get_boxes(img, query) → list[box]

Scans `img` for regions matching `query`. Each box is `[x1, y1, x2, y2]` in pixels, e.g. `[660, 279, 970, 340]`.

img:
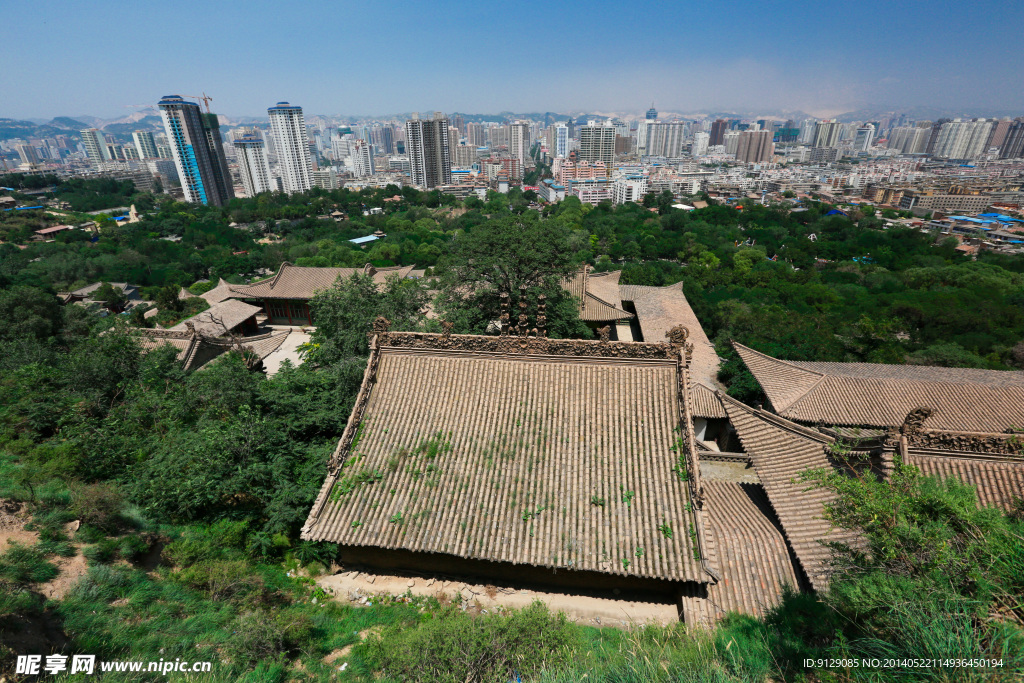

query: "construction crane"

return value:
[181, 93, 214, 113]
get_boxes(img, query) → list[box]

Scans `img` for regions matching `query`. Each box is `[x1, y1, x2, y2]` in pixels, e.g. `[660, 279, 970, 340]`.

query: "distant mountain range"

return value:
[0, 111, 166, 142]
[833, 106, 1022, 122]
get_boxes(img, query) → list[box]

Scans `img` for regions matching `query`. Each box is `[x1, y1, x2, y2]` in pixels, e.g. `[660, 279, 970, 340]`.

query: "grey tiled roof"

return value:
[303, 337, 707, 583]
[904, 451, 1024, 511]
[681, 482, 799, 625]
[734, 342, 1024, 432]
[230, 262, 415, 300]
[721, 395, 858, 591]
[169, 299, 261, 337]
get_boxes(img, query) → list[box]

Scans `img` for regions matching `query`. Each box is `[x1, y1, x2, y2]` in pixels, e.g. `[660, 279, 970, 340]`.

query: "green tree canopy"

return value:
[434, 216, 588, 338]
[305, 272, 428, 366]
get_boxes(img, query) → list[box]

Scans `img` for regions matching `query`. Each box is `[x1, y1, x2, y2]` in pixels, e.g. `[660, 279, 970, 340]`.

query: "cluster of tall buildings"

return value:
[6, 96, 1024, 214]
[156, 97, 320, 204]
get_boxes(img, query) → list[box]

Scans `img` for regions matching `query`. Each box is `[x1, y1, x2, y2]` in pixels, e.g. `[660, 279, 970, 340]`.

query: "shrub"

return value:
[226, 608, 314, 666]
[117, 535, 150, 561]
[74, 524, 107, 544]
[36, 526, 76, 557]
[362, 601, 581, 682]
[292, 540, 336, 567]
[68, 564, 137, 602]
[163, 520, 249, 567]
[0, 578, 40, 617]
[69, 483, 124, 532]
[174, 559, 263, 601]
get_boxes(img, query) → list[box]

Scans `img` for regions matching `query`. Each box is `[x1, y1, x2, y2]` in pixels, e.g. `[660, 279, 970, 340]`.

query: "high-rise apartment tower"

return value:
[157, 95, 234, 206]
[80, 128, 109, 167]
[235, 133, 274, 197]
[268, 102, 314, 194]
[405, 112, 452, 189]
[578, 122, 616, 175]
[133, 131, 159, 159]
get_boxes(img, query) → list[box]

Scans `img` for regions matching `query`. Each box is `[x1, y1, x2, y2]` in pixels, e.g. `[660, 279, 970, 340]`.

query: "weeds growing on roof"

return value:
[330, 467, 384, 501]
[620, 486, 635, 508]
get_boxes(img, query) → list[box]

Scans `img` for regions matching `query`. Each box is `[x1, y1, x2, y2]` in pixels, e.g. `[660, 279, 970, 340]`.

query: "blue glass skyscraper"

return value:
[158, 95, 233, 206]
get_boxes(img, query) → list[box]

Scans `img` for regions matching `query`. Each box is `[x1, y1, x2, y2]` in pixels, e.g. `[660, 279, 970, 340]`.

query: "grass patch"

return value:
[0, 542, 58, 584]
[361, 601, 581, 683]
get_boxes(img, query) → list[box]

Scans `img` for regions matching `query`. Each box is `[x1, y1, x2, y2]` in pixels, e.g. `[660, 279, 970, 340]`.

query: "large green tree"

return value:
[434, 215, 589, 338]
[305, 272, 428, 366]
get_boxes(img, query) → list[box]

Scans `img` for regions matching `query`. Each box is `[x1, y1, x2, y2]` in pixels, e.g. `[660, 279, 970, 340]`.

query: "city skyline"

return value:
[4, 0, 1023, 120]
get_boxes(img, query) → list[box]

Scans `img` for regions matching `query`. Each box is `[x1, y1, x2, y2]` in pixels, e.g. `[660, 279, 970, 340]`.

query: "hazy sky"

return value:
[5, 0, 1023, 120]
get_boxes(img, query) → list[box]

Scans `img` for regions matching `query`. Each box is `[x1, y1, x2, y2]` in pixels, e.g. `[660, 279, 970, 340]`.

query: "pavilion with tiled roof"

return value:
[170, 299, 262, 337]
[303, 320, 716, 593]
[131, 327, 291, 372]
[881, 406, 1024, 512]
[733, 342, 1024, 432]
[680, 481, 800, 624]
[619, 283, 724, 419]
[198, 278, 239, 305]
[710, 345, 1024, 597]
[228, 262, 416, 325]
[561, 268, 634, 333]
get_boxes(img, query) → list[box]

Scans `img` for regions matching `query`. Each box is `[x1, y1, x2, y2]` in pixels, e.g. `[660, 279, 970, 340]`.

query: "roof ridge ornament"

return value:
[372, 315, 391, 341]
[900, 406, 934, 436]
[536, 293, 547, 338]
[666, 325, 694, 366]
[499, 291, 511, 336]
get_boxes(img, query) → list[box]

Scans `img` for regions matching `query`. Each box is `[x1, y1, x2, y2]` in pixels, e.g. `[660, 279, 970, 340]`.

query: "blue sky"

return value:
[4, 0, 1022, 119]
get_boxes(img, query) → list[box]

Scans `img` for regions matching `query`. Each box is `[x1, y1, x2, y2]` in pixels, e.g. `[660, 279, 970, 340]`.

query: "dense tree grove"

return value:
[1, 175, 1022, 679]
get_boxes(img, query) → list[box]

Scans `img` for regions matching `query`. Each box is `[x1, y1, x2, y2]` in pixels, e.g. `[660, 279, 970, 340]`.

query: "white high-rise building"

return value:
[613, 176, 648, 204]
[235, 133, 274, 197]
[887, 127, 929, 154]
[812, 120, 842, 148]
[932, 119, 995, 160]
[80, 128, 110, 166]
[642, 122, 687, 157]
[798, 119, 817, 144]
[555, 124, 569, 158]
[853, 124, 876, 151]
[331, 134, 352, 164]
[133, 131, 159, 159]
[453, 144, 478, 168]
[691, 131, 710, 157]
[268, 102, 313, 193]
[578, 122, 615, 174]
[312, 167, 340, 190]
[509, 121, 530, 165]
[636, 120, 651, 154]
[16, 144, 40, 168]
[723, 130, 741, 155]
[465, 122, 485, 147]
[350, 139, 375, 177]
